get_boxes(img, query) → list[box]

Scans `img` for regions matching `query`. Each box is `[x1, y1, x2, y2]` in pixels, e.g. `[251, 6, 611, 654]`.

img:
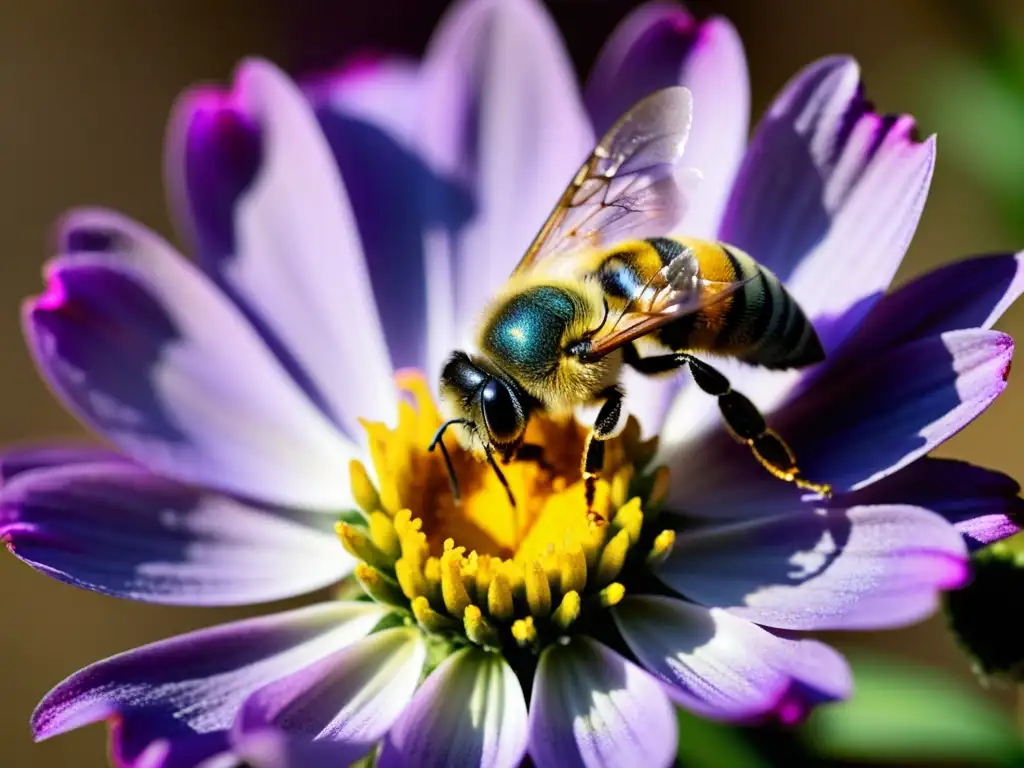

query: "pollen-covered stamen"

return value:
[338, 371, 674, 651]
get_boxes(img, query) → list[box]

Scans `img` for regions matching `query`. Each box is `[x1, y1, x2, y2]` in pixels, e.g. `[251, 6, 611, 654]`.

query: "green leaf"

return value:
[802, 652, 1021, 764]
[675, 709, 771, 768]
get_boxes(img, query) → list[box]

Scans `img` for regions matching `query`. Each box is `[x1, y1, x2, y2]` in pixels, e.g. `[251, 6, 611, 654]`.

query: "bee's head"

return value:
[438, 351, 530, 458]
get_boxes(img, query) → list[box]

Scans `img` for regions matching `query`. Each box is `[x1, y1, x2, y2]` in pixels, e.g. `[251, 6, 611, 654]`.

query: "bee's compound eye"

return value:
[481, 379, 523, 443]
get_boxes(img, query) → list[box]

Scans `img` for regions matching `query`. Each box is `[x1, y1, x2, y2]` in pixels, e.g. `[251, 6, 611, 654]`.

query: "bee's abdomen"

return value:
[659, 240, 825, 370]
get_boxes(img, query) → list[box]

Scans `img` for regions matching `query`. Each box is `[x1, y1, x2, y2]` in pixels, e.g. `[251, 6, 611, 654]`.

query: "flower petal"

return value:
[830, 251, 1024, 366]
[379, 647, 528, 768]
[25, 208, 356, 510]
[848, 457, 1024, 551]
[719, 56, 934, 353]
[202, 729, 345, 768]
[664, 328, 1014, 516]
[0, 443, 125, 486]
[166, 59, 396, 436]
[112, 722, 230, 768]
[1, 462, 350, 606]
[660, 56, 934, 457]
[657, 504, 967, 631]
[419, 0, 594, 372]
[32, 602, 385, 744]
[235, 627, 423, 764]
[585, 2, 748, 240]
[614, 595, 851, 721]
[529, 637, 677, 768]
[309, 60, 471, 373]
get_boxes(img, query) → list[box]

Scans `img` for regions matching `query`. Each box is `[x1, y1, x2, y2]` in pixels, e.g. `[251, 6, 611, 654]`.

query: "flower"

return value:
[3, 0, 1023, 766]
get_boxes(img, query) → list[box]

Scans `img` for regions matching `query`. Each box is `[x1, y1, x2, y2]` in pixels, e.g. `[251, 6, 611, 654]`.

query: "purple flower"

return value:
[3, 1, 1023, 766]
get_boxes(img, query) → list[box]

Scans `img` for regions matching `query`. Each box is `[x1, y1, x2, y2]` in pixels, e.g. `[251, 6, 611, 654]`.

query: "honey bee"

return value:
[432, 86, 830, 518]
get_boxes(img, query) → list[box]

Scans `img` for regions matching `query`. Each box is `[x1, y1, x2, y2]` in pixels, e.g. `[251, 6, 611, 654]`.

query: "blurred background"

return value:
[2, 0, 1024, 765]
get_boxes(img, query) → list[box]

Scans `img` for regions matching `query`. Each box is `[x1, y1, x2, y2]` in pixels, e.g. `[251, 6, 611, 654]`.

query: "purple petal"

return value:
[663, 329, 1014, 516]
[112, 723, 230, 768]
[235, 627, 424, 764]
[828, 251, 1024, 367]
[0, 443, 125, 486]
[585, 2, 748, 240]
[202, 729, 347, 768]
[308, 60, 471, 373]
[166, 59, 396, 437]
[419, 0, 594, 374]
[720, 56, 934, 353]
[657, 504, 968, 631]
[26, 208, 356, 510]
[847, 457, 1024, 551]
[529, 637, 677, 768]
[659, 56, 934, 454]
[32, 602, 385, 745]
[1, 462, 350, 606]
[613, 596, 851, 721]
[380, 647, 528, 768]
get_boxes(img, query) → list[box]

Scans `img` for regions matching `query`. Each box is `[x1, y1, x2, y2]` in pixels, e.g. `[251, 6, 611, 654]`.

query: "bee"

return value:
[431, 86, 830, 519]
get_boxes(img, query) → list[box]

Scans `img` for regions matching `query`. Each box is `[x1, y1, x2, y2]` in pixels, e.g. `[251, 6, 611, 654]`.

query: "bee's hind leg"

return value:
[624, 346, 831, 498]
[582, 387, 627, 524]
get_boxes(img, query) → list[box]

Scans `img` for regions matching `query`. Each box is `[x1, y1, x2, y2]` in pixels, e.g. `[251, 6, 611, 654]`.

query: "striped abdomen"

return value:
[594, 236, 824, 370]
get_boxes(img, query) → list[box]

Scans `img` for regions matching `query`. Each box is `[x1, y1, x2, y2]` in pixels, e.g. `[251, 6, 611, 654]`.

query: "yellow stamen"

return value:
[525, 559, 552, 618]
[552, 590, 581, 629]
[596, 528, 632, 587]
[355, 562, 406, 606]
[464, 605, 500, 648]
[369, 511, 401, 561]
[512, 616, 538, 647]
[647, 529, 677, 567]
[336, 522, 392, 571]
[487, 571, 515, 622]
[648, 466, 671, 509]
[412, 596, 458, 633]
[600, 582, 626, 607]
[344, 371, 663, 652]
[349, 460, 381, 516]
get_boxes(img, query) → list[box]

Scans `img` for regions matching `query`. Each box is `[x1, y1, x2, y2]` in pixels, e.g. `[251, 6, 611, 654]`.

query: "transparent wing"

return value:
[513, 86, 696, 276]
[583, 273, 757, 360]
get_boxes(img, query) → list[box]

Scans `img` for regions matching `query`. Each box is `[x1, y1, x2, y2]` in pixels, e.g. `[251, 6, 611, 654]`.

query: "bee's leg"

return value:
[624, 346, 831, 497]
[582, 387, 627, 523]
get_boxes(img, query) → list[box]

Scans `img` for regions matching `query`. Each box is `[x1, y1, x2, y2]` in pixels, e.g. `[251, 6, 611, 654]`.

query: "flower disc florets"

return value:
[337, 372, 673, 661]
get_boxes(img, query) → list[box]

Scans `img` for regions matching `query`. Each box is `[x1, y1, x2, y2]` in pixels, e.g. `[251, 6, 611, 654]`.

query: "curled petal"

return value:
[236, 627, 425, 765]
[32, 602, 385, 745]
[380, 647, 528, 768]
[0, 443, 125, 487]
[166, 58, 396, 436]
[25, 209, 356, 510]
[657, 504, 967, 631]
[614, 595, 851, 721]
[1, 463, 350, 606]
[529, 637, 677, 768]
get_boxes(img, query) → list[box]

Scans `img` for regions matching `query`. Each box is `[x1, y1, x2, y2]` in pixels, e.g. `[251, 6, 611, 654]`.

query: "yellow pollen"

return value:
[647, 529, 677, 567]
[344, 371, 664, 650]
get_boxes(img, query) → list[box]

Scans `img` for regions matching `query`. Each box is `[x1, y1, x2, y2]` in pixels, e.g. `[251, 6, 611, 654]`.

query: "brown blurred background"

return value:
[2, 0, 1024, 765]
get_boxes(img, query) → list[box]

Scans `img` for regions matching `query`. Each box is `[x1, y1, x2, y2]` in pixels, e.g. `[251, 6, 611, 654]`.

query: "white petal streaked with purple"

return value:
[419, 0, 594, 371]
[1, 462, 351, 606]
[379, 647, 528, 768]
[613, 595, 851, 720]
[529, 637, 677, 768]
[25, 209, 357, 511]
[32, 602, 386, 744]
[235, 627, 425, 765]
[657, 505, 967, 630]
[168, 60, 397, 438]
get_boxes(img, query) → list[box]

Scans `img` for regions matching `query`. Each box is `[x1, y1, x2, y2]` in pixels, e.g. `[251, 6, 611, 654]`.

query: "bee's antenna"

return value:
[484, 444, 517, 509]
[429, 418, 469, 505]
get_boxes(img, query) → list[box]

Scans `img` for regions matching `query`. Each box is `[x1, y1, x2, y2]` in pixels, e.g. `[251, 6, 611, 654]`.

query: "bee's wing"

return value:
[583, 274, 756, 360]
[512, 86, 695, 276]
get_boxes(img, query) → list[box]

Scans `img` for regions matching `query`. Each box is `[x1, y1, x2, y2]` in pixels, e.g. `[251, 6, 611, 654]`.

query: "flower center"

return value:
[338, 371, 673, 652]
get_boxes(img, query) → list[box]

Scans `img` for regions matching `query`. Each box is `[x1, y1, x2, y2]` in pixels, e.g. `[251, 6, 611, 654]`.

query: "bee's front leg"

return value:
[582, 387, 627, 524]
